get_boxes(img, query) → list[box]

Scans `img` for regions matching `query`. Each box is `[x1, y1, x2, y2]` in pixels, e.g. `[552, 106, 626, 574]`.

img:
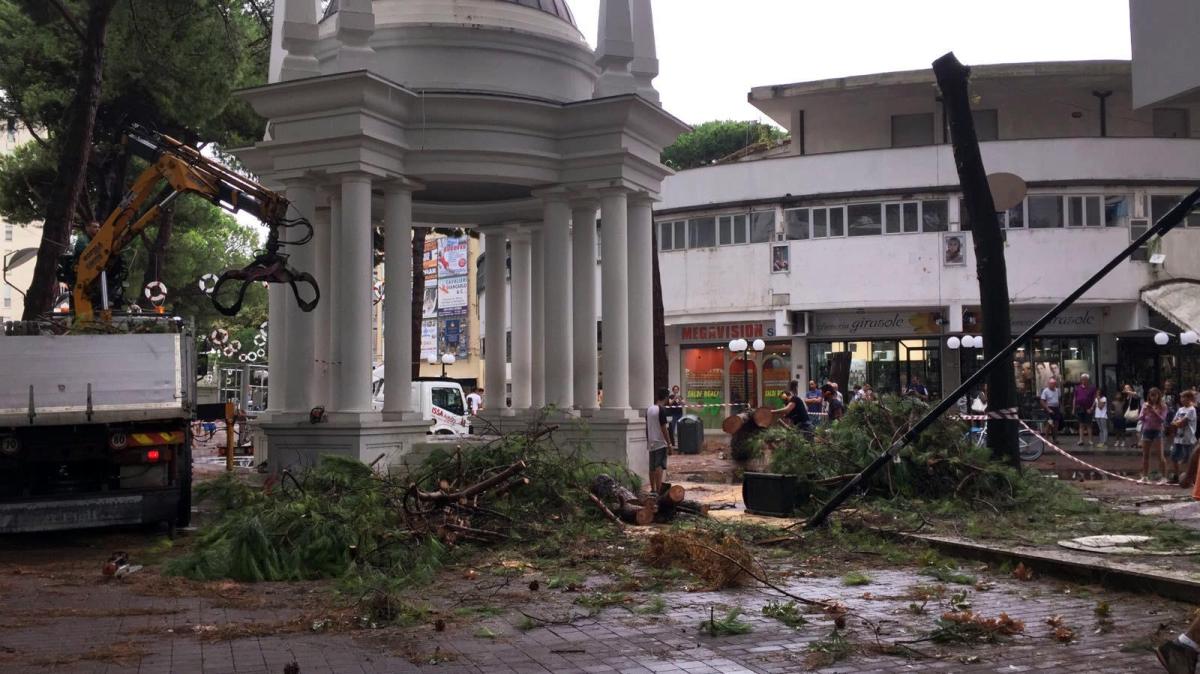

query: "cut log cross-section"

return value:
[591, 474, 655, 526]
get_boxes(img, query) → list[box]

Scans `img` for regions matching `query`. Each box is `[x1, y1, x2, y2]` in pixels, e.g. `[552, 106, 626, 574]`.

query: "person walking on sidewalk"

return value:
[1157, 613, 1200, 672]
[1074, 374, 1097, 446]
[1039, 378, 1063, 443]
[1093, 388, 1110, 448]
[1169, 390, 1197, 485]
[1139, 387, 1170, 484]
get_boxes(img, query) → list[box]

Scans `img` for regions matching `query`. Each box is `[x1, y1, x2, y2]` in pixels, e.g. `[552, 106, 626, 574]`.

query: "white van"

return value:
[371, 376, 471, 436]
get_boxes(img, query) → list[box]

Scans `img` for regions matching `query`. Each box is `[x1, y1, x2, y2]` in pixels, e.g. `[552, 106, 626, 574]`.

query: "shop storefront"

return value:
[678, 321, 788, 429]
[807, 310, 944, 398]
[958, 306, 1101, 417]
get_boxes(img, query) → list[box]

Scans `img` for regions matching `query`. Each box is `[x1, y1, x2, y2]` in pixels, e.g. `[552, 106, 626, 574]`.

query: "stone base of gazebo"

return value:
[253, 413, 432, 474]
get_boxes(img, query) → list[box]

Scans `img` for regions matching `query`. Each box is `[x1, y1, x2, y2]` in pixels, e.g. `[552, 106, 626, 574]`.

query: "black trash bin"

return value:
[677, 415, 704, 455]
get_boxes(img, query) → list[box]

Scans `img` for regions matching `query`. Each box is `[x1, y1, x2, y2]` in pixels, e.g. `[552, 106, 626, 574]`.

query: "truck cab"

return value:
[371, 378, 471, 436]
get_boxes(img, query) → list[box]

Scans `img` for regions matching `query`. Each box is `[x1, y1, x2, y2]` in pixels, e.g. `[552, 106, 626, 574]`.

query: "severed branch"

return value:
[413, 460, 527, 504]
[585, 489, 624, 530]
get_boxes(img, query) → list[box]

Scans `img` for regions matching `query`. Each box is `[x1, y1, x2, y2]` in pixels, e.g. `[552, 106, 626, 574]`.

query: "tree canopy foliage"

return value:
[660, 120, 787, 171]
[0, 0, 272, 334]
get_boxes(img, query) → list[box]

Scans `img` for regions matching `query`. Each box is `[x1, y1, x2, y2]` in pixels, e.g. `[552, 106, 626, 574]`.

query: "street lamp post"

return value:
[427, 352, 457, 378]
[727, 338, 766, 412]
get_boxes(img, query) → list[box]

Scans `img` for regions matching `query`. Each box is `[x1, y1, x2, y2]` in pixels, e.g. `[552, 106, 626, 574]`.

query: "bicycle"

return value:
[964, 421, 1046, 462]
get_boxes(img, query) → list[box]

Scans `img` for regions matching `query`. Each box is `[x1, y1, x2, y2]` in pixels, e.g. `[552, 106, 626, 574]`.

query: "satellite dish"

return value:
[987, 172, 1027, 212]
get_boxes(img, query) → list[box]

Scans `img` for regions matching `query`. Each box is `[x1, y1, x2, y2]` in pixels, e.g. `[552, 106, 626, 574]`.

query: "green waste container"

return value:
[678, 415, 704, 455]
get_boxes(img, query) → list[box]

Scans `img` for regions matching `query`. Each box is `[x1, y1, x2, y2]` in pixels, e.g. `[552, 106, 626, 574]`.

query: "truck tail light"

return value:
[0, 436, 18, 456]
[146, 449, 161, 462]
[108, 432, 128, 450]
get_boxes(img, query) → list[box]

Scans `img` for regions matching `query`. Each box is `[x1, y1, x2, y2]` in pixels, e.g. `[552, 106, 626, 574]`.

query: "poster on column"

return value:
[437, 275, 469, 312]
[422, 279, 438, 319]
[420, 320, 439, 361]
[423, 239, 439, 282]
[438, 237, 469, 277]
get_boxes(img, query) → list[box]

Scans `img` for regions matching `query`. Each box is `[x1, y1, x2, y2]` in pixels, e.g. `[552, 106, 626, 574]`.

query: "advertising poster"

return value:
[438, 237, 469, 277]
[438, 275, 469, 312]
[423, 239, 439, 282]
[440, 317, 469, 359]
[422, 279, 438, 319]
[420, 320, 439, 361]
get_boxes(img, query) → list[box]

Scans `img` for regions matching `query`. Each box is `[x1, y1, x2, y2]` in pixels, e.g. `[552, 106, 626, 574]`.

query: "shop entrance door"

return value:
[900, 342, 940, 398]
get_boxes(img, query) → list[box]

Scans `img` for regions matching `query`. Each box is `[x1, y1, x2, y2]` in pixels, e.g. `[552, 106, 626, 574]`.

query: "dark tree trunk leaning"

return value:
[933, 52, 1020, 468]
[410, 226, 428, 379]
[23, 0, 120, 319]
[652, 224, 668, 392]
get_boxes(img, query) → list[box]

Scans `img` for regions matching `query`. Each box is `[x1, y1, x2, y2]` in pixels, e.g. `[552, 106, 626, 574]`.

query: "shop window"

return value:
[847, 203, 882, 237]
[717, 214, 748, 246]
[1153, 108, 1190, 138]
[683, 347, 725, 430]
[749, 211, 775, 243]
[729, 356, 758, 409]
[892, 113, 934, 148]
[1066, 196, 1102, 227]
[762, 347, 792, 407]
[1027, 195, 1064, 228]
[973, 109, 999, 142]
[688, 217, 716, 248]
[900, 339, 941, 399]
[784, 208, 809, 240]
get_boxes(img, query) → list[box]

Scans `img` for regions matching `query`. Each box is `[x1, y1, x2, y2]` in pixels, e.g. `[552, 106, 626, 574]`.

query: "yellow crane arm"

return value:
[72, 126, 318, 323]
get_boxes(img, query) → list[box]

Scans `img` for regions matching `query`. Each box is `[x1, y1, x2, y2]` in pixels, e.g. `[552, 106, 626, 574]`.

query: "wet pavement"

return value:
[0, 528, 1190, 674]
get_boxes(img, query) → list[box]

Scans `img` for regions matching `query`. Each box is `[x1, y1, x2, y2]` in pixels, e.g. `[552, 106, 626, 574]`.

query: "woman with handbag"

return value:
[1117, 384, 1141, 448]
[1138, 387, 1170, 484]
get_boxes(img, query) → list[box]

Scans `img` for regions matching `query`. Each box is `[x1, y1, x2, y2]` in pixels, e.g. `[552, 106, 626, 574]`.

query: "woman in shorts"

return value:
[1138, 387, 1170, 484]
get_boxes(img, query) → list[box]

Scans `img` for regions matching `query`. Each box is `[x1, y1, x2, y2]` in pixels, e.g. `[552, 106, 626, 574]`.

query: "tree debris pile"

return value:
[643, 528, 755, 589]
[588, 475, 707, 526]
[168, 423, 639, 584]
[757, 395, 1036, 508]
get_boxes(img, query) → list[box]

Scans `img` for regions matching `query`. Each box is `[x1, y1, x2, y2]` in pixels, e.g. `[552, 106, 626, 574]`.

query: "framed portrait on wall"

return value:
[771, 244, 790, 273]
[942, 232, 967, 267]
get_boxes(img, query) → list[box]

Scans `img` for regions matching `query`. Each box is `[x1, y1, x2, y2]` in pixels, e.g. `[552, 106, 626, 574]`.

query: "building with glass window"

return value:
[0, 124, 43, 323]
[656, 60, 1200, 422]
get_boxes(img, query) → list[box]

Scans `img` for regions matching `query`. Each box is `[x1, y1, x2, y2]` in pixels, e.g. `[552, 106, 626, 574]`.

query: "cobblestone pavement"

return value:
[0, 530, 1192, 674]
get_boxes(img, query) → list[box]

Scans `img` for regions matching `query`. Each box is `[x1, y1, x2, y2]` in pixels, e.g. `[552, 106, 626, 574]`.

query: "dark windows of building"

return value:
[784, 208, 809, 240]
[688, 217, 716, 248]
[891, 112, 934, 148]
[1153, 108, 1190, 138]
[972, 109, 999, 142]
[921, 200, 949, 232]
[1066, 196, 1102, 227]
[717, 214, 748, 245]
[847, 203, 882, 237]
[1027, 195, 1064, 229]
[749, 210, 775, 243]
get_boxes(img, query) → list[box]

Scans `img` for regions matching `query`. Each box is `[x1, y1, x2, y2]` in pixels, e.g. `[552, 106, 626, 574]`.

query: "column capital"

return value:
[531, 187, 571, 203]
[379, 176, 425, 194]
[629, 191, 659, 207]
[569, 197, 600, 211]
[333, 170, 377, 185]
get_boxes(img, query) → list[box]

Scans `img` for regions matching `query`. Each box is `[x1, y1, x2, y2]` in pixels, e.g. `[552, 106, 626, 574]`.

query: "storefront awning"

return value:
[1141, 280, 1200, 334]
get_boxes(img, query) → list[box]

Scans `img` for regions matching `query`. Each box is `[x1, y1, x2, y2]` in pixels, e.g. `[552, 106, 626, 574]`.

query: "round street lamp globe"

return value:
[1183, 330, 1199, 345]
[442, 353, 457, 365]
[752, 339, 766, 352]
[947, 336, 961, 350]
[1155, 332, 1170, 346]
[427, 354, 439, 365]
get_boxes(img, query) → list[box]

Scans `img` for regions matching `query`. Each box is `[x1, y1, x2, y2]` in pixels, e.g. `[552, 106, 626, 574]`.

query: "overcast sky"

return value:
[567, 0, 1133, 125]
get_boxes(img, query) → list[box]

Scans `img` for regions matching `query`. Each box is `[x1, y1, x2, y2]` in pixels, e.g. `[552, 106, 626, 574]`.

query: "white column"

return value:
[266, 284, 288, 412]
[530, 227, 545, 409]
[315, 193, 338, 405]
[627, 193, 654, 410]
[509, 232, 533, 411]
[600, 189, 630, 409]
[383, 185, 413, 415]
[283, 180, 318, 412]
[543, 196, 574, 408]
[571, 201, 598, 410]
[483, 231, 508, 410]
[332, 174, 374, 413]
[279, 0, 320, 81]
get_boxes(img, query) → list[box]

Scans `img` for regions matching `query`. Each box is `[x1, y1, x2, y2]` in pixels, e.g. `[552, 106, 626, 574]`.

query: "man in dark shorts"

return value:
[646, 388, 672, 495]
[1040, 378, 1063, 442]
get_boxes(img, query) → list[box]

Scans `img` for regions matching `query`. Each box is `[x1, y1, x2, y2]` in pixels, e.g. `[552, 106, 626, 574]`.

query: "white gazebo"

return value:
[237, 0, 687, 475]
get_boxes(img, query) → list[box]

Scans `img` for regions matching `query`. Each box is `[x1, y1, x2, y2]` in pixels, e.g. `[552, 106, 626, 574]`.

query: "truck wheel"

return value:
[176, 442, 193, 528]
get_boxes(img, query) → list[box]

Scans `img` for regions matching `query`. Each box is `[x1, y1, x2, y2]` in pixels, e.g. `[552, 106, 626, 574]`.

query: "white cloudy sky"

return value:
[567, 0, 1133, 125]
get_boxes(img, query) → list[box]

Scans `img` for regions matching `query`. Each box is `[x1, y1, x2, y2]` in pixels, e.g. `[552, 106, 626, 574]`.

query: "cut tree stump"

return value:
[592, 474, 656, 526]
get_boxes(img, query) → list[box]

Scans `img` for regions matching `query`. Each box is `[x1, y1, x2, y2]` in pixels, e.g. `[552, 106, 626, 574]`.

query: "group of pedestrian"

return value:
[1038, 376, 1199, 486]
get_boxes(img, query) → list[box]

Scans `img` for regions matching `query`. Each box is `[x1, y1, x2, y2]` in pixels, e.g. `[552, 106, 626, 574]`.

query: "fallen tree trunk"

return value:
[676, 499, 709, 516]
[591, 473, 656, 525]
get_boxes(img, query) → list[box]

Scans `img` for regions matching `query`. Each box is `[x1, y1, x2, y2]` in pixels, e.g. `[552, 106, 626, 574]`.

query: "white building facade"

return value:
[0, 125, 43, 323]
[657, 61, 1200, 429]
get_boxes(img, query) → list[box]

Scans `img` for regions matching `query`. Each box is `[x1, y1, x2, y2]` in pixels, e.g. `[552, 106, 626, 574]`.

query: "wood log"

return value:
[723, 408, 774, 436]
[590, 474, 642, 507]
[659, 483, 685, 503]
[752, 406, 774, 428]
[722, 414, 745, 435]
[585, 490, 624, 529]
[414, 460, 528, 504]
[676, 499, 709, 516]
[618, 503, 655, 526]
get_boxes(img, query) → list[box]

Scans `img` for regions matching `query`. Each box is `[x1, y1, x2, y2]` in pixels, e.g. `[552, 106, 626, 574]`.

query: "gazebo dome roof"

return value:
[323, 0, 578, 30]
